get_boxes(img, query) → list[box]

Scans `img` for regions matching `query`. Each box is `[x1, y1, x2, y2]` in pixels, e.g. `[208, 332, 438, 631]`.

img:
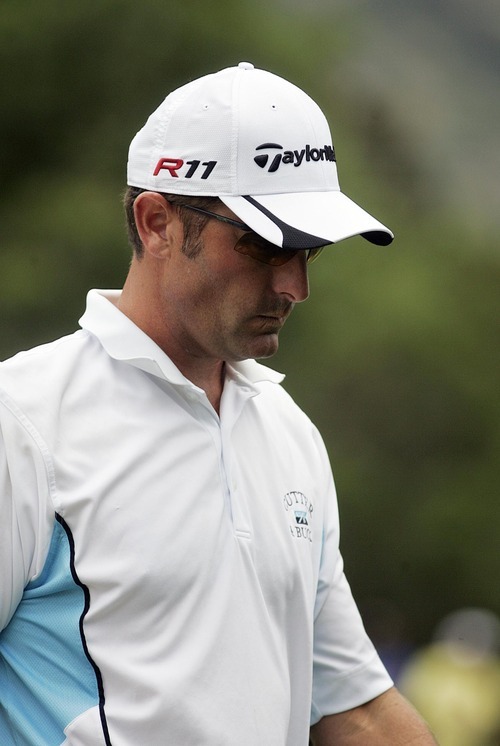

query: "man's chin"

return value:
[251, 332, 280, 360]
[227, 332, 280, 363]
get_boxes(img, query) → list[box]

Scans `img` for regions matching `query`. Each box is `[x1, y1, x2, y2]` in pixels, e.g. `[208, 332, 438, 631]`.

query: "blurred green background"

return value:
[1, 0, 499, 670]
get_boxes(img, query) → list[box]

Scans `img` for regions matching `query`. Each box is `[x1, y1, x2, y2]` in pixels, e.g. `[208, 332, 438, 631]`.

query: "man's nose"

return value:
[272, 252, 310, 303]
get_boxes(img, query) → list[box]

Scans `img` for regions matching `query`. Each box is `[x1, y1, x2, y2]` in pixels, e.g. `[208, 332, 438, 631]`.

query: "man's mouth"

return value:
[255, 310, 291, 330]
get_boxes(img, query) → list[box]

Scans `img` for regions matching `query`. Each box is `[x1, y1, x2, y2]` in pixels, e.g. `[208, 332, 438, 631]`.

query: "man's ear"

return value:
[133, 192, 182, 259]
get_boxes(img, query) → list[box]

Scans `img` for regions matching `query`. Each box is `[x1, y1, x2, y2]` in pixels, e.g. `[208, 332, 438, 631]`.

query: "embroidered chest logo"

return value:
[283, 491, 314, 543]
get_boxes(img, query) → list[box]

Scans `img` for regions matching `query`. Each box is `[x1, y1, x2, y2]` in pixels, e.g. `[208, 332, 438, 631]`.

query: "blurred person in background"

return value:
[0, 63, 437, 745]
[400, 608, 500, 745]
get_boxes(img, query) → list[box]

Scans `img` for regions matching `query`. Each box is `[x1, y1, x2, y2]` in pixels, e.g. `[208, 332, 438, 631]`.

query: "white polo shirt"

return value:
[0, 289, 392, 746]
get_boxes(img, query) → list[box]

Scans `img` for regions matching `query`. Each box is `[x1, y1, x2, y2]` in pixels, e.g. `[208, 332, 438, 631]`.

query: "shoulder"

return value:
[1, 329, 88, 372]
[0, 330, 100, 444]
[0, 330, 93, 400]
[242, 376, 332, 474]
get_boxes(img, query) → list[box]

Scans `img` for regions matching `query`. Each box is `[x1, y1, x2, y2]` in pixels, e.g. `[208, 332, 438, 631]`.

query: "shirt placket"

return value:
[182, 382, 253, 538]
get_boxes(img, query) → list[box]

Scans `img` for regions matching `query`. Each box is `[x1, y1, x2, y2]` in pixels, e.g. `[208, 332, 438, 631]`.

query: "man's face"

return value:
[161, 209, 310, 364]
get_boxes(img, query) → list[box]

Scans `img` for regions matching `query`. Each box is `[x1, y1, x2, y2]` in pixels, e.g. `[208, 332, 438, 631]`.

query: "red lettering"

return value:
[153, 157, 184, 177]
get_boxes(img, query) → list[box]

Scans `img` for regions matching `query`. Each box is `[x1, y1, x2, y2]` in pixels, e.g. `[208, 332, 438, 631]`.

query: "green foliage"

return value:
[1, 1, 498, 645]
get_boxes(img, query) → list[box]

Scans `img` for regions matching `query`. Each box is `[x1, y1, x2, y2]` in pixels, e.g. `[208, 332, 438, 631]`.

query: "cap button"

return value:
[238, 61, 254, 70]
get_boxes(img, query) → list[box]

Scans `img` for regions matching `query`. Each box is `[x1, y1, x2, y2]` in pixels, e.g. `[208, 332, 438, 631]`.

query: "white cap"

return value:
[127, 62, 393, 250]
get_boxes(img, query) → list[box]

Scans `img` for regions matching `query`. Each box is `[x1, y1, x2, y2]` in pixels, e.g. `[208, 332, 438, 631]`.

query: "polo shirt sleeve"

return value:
[0, 389, 54, 632]
[310, 426, 393, 723]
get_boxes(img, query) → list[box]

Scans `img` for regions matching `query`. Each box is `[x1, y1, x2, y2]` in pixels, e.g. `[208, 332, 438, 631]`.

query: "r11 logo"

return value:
[153, 158, 217, 179]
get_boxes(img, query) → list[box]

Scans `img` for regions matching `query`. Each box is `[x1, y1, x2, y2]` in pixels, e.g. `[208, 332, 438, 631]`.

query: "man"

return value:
[0, 63, 436, 744]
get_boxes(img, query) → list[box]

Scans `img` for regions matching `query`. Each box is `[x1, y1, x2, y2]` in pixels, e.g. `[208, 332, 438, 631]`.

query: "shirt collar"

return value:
[79, 289, 285, 389]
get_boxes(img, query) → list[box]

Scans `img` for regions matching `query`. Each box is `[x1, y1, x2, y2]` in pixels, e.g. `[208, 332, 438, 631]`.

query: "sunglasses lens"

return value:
[234, 234, 293, 266]
[234, 233, 326, 266]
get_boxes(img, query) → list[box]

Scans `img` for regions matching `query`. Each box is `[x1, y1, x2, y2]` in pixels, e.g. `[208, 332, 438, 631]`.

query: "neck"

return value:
[191, 362, 225, 414]
[117, 270, 225, 414]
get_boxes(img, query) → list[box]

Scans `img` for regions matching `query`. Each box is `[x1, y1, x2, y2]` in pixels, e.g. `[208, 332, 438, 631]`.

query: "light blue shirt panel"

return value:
[0, 517, 100, 745]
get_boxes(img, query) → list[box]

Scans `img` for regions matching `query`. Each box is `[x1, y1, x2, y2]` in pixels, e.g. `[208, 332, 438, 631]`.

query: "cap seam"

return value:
[230, 67, 242, 195]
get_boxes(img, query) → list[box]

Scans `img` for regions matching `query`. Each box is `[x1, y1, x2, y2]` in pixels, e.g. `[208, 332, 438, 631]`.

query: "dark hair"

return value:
[123, 187, 221, 258]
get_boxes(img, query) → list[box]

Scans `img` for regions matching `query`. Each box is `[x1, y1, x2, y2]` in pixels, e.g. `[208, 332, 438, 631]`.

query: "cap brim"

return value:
[220, 191, 393, 249]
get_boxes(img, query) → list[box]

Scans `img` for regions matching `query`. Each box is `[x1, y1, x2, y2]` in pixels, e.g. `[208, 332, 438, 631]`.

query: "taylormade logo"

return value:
[254, 142, 336, 172]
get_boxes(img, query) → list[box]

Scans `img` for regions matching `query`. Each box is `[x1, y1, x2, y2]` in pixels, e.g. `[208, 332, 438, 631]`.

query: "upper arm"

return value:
[0, 393, 54, 630]
[310, 687, 438, 745]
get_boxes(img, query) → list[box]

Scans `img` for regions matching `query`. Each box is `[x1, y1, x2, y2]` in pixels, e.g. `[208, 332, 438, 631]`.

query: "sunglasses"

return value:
[172, 203, 324, 266]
